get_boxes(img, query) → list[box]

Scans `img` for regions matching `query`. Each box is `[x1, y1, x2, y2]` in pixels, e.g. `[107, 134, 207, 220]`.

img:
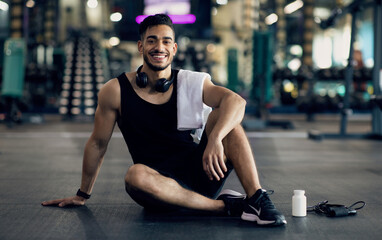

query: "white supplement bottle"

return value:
[292, 190, 307, 217]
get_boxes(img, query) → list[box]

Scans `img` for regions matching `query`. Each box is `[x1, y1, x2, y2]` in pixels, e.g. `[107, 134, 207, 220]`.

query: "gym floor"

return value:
[1, 114, 381, 240]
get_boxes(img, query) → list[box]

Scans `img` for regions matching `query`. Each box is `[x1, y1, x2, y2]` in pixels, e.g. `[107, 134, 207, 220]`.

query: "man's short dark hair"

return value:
[139, 14, 175, 40]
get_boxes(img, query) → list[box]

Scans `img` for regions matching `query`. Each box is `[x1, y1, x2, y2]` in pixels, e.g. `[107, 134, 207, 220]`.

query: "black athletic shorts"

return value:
[152, 131, 233, 199]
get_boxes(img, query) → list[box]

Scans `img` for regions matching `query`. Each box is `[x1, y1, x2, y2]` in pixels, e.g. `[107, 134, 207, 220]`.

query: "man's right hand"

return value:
[41, 196, 86, 207]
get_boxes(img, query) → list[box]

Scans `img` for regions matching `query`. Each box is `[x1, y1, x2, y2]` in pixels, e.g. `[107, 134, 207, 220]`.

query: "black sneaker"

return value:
[241, 189, 287, 226]
[217, 189, 246, 217]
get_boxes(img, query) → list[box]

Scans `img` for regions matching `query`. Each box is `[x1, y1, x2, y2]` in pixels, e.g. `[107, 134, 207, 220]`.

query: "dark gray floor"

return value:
[1, 114, 381, 240]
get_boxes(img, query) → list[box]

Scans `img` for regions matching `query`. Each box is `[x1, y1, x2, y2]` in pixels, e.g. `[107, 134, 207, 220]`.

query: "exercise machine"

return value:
[309, 0, 382, 140]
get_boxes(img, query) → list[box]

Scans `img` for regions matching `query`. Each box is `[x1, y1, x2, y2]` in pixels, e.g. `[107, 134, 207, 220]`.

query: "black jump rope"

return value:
[307, 200, 366, 217]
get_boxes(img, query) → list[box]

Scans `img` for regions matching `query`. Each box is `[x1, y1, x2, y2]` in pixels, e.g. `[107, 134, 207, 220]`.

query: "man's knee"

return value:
[124, 164, 179, 210]
[125, 164, 152, 193]
[227, 124, 245, 138]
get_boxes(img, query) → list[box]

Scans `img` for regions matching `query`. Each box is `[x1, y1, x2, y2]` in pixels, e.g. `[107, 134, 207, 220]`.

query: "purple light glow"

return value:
[135, 14, 196, 24]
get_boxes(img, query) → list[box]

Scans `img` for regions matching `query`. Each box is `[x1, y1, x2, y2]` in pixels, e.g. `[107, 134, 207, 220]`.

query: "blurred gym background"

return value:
[0, 0, 381, 138]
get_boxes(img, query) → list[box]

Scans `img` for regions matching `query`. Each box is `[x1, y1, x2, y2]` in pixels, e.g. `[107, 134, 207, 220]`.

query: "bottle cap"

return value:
[294, 190, 305, 195]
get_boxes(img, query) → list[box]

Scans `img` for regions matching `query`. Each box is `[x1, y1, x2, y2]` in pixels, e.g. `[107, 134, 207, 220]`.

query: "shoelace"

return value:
[253, 190, 275, 209]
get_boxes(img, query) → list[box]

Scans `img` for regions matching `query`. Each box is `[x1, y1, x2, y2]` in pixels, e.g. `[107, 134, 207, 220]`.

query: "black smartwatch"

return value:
[76, 189, 91, 199]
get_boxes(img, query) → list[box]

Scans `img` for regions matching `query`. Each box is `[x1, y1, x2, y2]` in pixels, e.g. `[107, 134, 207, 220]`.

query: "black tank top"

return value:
[116, 72, 197, 171]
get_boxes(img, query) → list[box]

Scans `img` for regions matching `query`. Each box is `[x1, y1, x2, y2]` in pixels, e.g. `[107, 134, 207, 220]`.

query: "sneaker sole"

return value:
[241, 212, 287, 226]
[217, 189, 246, 199]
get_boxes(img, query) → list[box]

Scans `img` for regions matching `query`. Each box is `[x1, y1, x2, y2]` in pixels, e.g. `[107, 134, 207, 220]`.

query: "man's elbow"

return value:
[232, 93, 246, 111]
[238, 95, 247, 109]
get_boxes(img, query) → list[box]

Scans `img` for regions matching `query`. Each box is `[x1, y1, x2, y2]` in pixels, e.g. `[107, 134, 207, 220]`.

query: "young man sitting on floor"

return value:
[42, 14, 286, 226]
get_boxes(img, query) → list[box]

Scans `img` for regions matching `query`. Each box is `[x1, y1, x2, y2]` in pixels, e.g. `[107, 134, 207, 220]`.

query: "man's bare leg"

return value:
[125, 108, 259, 211]
[205, 109, 287, 226]
[205, 109, 262, 198]
[125, 164, 225, 212]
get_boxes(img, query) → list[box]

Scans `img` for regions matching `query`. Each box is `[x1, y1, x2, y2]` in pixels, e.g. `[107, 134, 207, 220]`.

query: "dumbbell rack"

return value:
[59, 37, 105, 120]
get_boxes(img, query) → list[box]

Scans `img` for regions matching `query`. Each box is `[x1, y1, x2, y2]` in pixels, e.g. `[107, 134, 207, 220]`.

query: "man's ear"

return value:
[137, 40, 143, 54]
[173, 42, 178, 56]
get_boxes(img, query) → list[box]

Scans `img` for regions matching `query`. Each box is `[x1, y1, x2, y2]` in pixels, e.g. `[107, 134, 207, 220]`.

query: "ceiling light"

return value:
[216, 0, 228, 5]
[87, 0, 98, 9]
[26, 0, 35, 8]
[110, 12, 122, 22]
[212, 7, 218, 16]
[265, 13, 278, 25]
[136, 14, 196, 24]
[109, 37, 120, 47]
[284, 0, 304, 15]
[0, 1, 9, 11]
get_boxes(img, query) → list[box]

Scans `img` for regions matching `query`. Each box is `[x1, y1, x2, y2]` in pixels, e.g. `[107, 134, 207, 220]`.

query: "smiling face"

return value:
[138, 25, 178, 72]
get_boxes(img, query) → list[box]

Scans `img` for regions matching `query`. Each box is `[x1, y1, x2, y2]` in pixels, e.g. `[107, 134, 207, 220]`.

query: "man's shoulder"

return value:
[102, 77, 120, 91]
[113, 72, 135, 83]
[97, 78, 121, 108]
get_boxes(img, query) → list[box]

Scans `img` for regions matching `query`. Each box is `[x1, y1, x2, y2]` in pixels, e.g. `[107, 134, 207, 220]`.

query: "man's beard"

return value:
[143, 54, 171, 72]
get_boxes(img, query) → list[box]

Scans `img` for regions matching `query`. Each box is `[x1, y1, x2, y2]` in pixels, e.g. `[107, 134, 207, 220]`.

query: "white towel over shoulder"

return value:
[177, 69, 212, 139]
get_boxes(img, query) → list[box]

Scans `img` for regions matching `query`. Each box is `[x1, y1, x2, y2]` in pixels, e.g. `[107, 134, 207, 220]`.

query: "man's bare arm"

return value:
[203, 79, 246, 141]
[201, 78, 246, 181]
[41, 79, 120, 207]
